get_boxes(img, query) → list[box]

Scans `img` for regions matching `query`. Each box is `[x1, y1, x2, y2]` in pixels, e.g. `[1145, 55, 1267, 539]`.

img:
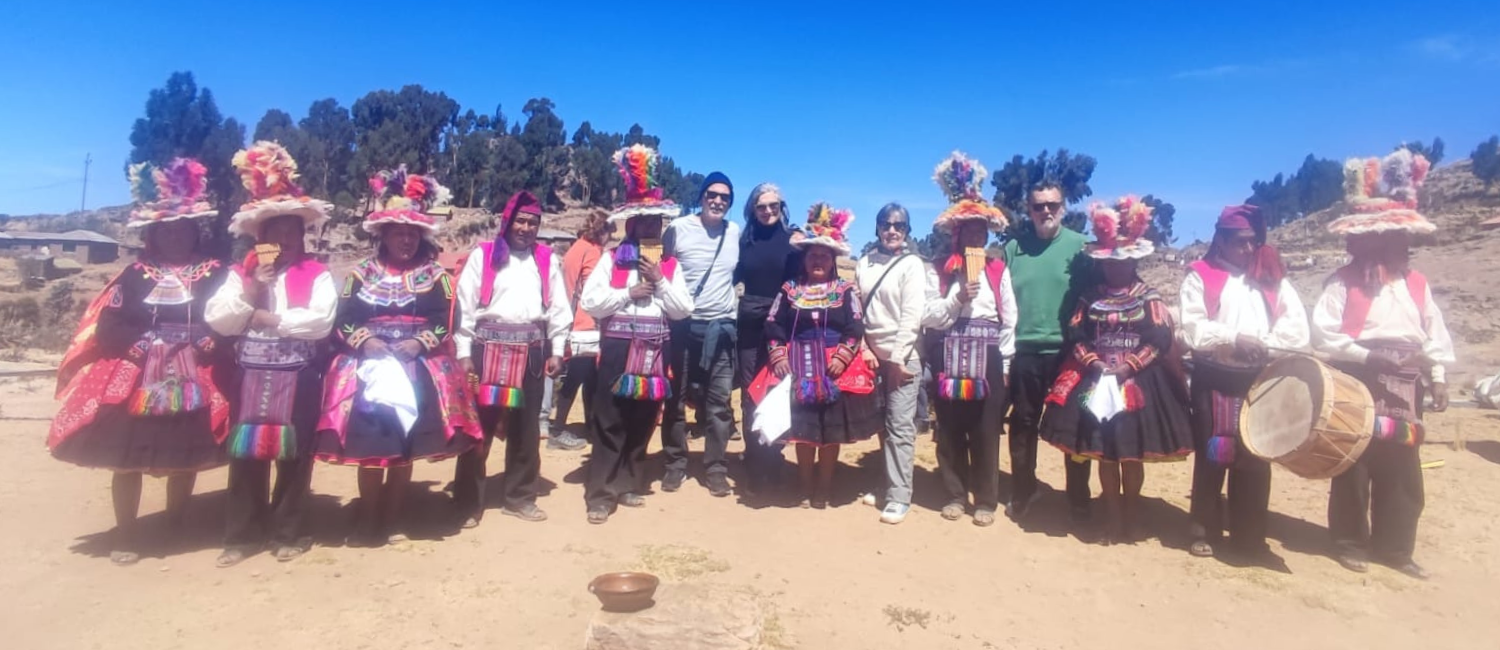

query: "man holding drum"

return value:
[1180, 204, 1309, 561]
[1311, 151, 1454, 580]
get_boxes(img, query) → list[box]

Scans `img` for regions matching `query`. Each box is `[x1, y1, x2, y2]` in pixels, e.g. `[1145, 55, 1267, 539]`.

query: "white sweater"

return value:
[855, 250, 925, 364]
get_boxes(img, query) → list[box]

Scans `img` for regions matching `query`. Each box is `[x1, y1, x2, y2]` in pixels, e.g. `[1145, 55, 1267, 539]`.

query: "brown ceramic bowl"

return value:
[588, 572, 660, 612]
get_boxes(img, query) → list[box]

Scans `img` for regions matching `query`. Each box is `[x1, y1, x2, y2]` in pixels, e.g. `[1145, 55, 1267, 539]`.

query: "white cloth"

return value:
[921, 264, 1018, 372]
[204, 267, 338, 340]
[567, 331, 600, 357]
[454, 246, 573, 359]
[1311, 274, 1456, 384]
[856, 250, 925, 365]
[752, 378, 792, 445]
[1178, 269, 1309, 364]
[579, 253, 696, 322]
[1087, 374, 1126, 422]
[665, 214, 740, 320]
[357, 357, 419, 435]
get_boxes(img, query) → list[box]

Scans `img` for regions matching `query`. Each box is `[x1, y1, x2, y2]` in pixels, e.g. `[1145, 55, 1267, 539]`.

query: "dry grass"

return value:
[633, 543, 731, 580]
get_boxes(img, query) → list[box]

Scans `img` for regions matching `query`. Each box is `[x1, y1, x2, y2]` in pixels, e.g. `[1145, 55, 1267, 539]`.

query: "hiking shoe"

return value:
[707, 473, 732, 498]
[880, 503, 910, 525]
[661, 469, 686, 493]
[547, 430, 587, 451]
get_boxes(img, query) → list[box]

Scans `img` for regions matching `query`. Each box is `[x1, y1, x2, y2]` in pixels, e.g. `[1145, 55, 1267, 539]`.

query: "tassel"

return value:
[937, 376, 988, 401]
[1207, 436, 1237, 467]
[228, 423, 297, 461]
[1373, 416, 1424, 447]
[794, 377, 840, 405]
[476, 385, 525, 408]
[1123, 381, 1145, 411]
[612, 375, 671, 401]
[128, 379, 207, 416]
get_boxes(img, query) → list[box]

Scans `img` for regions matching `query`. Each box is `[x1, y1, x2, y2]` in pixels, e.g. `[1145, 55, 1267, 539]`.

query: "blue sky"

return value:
[3, 1, 1497, 248]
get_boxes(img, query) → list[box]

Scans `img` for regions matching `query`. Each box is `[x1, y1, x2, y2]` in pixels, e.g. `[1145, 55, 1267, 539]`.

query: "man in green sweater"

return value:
[1003, 181, 1094, 523]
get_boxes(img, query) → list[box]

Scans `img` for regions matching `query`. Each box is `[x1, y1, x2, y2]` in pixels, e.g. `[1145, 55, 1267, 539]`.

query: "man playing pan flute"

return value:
[1311, 151, 1455, 580]
[1179, 204, 1309, 561]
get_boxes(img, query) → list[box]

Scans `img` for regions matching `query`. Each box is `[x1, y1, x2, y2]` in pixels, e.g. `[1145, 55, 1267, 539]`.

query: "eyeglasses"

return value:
[754, 202, 781, 214]
[704, 190, 731, 203]
[1029, 201, 1064, 213]
[879, 221, 909, 232]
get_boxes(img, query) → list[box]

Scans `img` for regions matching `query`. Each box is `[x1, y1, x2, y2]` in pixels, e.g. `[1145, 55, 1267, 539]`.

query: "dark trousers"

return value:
[1008, 350, 1092, 509]
[933, 348, 1010, 511]
[224, 366, 320, 548]
[1329, 441, 1425, 562]
[553, 353, 598, 434]
[1188, 365, 1271, 550]
[586, 340, 660, 509]
[737, 343, 780, 486]
[660, 319, 735, 476]
[454, 343, 546, 517]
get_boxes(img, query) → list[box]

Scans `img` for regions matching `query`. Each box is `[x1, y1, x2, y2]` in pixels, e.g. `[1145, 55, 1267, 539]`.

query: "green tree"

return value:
[1398, 138, 1445, 165]
[299, 99, 358, 206]
[1245, 154, 1342, 228]
[1472, 136, 1500, 189]
[991, 149, 1098, 240]
[127, 71, 243, 219]
[351, 85, 459, 184]
[1141, 195, 1176, 246]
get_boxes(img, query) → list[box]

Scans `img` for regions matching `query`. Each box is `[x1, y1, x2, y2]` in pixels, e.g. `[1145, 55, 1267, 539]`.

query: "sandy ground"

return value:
[2, 375, 1498, 650]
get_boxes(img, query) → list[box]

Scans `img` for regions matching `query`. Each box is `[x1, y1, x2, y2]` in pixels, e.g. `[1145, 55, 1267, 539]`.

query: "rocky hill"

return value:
[1139, 159, 1500, 389]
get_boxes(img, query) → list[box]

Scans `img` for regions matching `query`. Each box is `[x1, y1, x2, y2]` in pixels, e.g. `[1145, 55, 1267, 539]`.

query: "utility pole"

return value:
[80, 153, 91, 212]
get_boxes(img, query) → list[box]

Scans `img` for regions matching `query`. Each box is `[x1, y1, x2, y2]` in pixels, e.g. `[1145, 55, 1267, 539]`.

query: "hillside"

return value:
[1140, 159, 1500, 389]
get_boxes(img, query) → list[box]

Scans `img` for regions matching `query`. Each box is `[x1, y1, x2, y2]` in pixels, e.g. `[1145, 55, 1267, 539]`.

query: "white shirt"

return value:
[665, 214, 740, 321]
[923, 265, 1018, 363]
[580, 253, 695, 322]
[204, 267, 338, 340]
[454, 246, 573, 359]
[1178, 268, 1310, 364]
[855, 250, 925, 364]
[1311, 274, 1456, 384]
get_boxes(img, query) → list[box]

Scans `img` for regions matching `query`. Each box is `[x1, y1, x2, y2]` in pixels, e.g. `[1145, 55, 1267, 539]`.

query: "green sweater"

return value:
[1004, 228, 1089, 353]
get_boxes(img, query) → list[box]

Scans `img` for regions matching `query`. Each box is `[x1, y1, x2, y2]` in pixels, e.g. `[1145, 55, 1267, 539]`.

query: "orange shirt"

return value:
[563, 238, 603, 332]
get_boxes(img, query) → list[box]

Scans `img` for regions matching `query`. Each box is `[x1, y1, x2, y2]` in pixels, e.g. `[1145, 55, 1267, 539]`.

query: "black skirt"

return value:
[50, 407, 226, 474]
[1039, 364, 1194, 463]
[314, 362, 476, 467]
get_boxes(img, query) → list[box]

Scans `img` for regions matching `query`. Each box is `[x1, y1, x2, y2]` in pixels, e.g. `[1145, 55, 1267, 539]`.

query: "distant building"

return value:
[0, 230, 119, 264]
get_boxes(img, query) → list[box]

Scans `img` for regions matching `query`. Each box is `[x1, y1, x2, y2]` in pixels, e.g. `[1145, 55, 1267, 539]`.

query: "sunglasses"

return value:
[754, 202, 782, 213]
[1029, 201, 1064, 213]
[879, 221, 910, 232]
[704, 190, 731, 202]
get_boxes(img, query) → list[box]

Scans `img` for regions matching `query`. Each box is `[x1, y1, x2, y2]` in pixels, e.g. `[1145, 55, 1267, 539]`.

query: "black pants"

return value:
[1008, 350, 1092, 509]
[586, 339, 660, 509]
[454, 342, 546, 517]
[933, 348, 1010, 511]
[553, 353, 598, 434]
[224, 366, 320, 548]
[1329, 440, 1425, 562]
[660, 319, 735, 476]
[1188, 364, 1271, 550]
[737, 342, 780, 487]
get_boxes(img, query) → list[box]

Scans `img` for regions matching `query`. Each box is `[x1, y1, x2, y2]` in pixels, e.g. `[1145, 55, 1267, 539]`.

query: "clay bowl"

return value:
[588, 572, 660, 612]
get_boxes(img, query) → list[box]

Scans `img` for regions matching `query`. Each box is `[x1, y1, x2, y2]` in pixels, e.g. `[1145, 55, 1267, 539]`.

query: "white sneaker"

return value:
[860, 493, 879, 507]
[880, 503, 910, 524]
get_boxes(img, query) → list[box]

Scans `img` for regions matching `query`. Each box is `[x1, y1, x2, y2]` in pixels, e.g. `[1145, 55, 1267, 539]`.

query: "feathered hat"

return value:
[1086, 195, 1155, 260]
[792, 202, 854, 257]
[608, 144, 682, 224]
[1327, 149, 1435, 236]
[932, 151, 1009, 233]
[363, 165, 450, 240]
[126, 158, 216, 227]
[227, 141, 332, 238]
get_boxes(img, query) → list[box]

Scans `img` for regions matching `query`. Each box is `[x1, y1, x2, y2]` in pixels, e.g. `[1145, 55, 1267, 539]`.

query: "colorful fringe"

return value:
[938, 376, 988, 401]
[228, 423, 297, 461]
[127, 379, 207, 416]
[795, 376, 840, 406]
[1122, 380, 1145, 411]
[476, 385, 524, 408]
[1373, 416, 1424, 447]
[611, 374, 670, 401]
[1206, 436, 1237, 467]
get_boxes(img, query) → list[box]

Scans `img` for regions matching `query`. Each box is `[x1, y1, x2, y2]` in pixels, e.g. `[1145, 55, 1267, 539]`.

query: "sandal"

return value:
[1189, 540, 1215, 558]
[500, 503, 548, 522]
[941, 502, 966, 521]
[587, 507, 610, 525]
[972, 509, 996, 527]
[273, 544, 307, 563]
[618, 493, 646, 508]
[216, 547, 250, 569]
[109, 550, 141, 566]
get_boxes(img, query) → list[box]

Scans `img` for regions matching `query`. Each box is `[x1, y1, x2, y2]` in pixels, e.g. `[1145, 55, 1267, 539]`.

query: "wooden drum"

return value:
[1239, 355, 1374, 479]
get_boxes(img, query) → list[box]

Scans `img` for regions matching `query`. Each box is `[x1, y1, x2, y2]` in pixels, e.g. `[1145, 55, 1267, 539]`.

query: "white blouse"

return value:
[454, 246, 573, 359]
[204, 268, 337, 340]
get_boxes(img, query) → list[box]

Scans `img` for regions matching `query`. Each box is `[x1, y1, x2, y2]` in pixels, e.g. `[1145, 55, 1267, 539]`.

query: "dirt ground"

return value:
[1, 376, 1497, 650]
